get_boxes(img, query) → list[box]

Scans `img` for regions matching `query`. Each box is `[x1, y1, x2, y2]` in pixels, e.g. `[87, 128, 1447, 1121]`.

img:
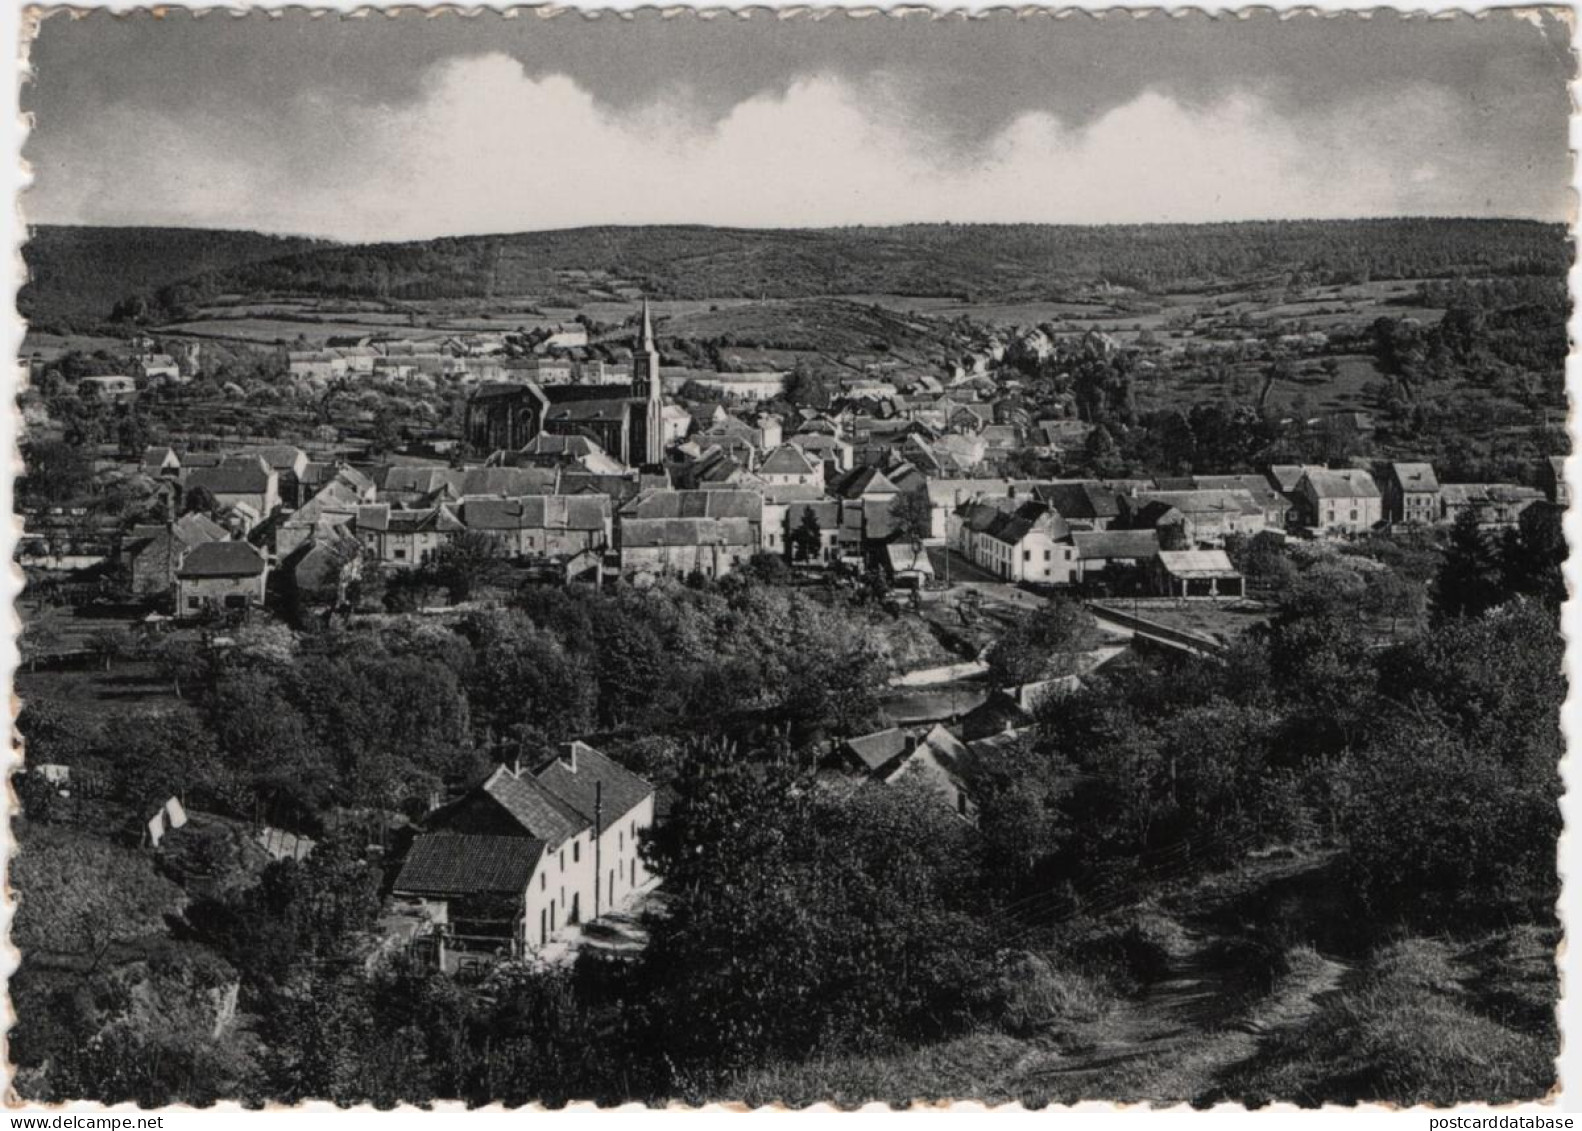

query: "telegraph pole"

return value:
[593, 780, 604, 919]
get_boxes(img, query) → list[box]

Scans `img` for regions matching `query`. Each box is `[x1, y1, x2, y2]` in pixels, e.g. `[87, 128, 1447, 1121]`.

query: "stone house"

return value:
[175, 540, 268, 617]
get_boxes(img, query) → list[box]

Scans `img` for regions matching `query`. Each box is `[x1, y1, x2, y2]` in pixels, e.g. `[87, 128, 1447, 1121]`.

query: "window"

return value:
[573, 840, 580, 863]
[1023, 550, 1031, 562]
[1044, 550, 1051, 561]
[618, 831, 624, 852]
[224, 595, 247, 610]
[187, 597, 201, 610]
[541, 873, 546, 891]
[1350, 509, 1358, 521]
[559, 849, 565, 871]
[394, 548, 407, 560]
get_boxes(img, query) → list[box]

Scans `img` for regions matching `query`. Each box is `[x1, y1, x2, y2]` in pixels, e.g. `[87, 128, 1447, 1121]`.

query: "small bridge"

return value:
[1087, 602, 1227, 659]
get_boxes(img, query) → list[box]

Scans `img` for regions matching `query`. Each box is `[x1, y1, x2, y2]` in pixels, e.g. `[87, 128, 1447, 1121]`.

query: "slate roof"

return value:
[1157, 549, 1241, 579]
[620, 488, 762, 523]
[1302, 469, 1381, 499]
[394, 834, 545, 897]
[1388, 462, 1441, 492]
[186, 462, 273, 496]
[1035, 482, 1122, 523]
[830, 466, 900, 499]
[843, 728, 910, 773]
[545, 398, 633, 424]
[533, 742, 654, 825]
[176, 540, 266, 578]
[1138, 489, 1262, 517]
[1071, 529, 1161, 562]
[759, 446, 819, 476]
[620, 516, 756, 548]
[461, 495, 609, 532]
[459, 467, 562, 497]
[478, 765, 587, 845]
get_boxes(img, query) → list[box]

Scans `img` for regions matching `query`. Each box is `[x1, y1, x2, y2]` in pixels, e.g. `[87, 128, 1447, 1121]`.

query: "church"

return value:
[466, 300, 667, 468]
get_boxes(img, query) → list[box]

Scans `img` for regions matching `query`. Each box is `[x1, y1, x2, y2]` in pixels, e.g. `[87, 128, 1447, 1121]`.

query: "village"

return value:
[14, 284, 1568, 983]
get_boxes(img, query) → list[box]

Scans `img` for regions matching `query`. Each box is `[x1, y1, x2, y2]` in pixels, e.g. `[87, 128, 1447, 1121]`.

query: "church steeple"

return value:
[639, 297, 656, 353]
[631, 297, 664, 467]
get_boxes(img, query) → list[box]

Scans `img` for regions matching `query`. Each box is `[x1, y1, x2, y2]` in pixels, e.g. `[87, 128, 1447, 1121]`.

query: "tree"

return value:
[888, 488, 933, 546]
[789, 506, 823, 563]
[1433, 509, 1506, 620]
[986, 598, 1099, 688]
[1083, 424, 1121, 476]
[427, 531, 506, 603]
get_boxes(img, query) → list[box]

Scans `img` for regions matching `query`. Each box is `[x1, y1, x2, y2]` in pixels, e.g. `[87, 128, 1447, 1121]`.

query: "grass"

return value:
[1216, 932, 1558, 1106]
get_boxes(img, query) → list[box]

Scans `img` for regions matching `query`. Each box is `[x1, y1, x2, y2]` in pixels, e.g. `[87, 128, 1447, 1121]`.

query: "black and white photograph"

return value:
[6, 5, 1574, 1110]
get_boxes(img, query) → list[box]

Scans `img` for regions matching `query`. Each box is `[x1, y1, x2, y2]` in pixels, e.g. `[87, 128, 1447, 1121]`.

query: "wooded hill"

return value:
[22, 218, 1571, 334]
[19, 225, 324, 334]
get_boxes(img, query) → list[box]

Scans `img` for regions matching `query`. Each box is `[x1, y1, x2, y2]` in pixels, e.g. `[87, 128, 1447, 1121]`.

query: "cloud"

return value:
[25, 50, 1565, 240]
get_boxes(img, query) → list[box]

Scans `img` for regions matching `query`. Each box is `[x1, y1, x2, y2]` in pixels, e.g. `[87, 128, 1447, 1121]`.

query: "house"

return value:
[784, 498, 844, 564]
[619, 488, 764, 552]
[788, 432, 854, 476]
[1122, 490, 1265, 546]
[78, 375, 137, 402]
[1190, 475, 1292, 529]
[1438, 483, 1545, 528]
[1070, 529, 1162, 586]
[175, 540, 268, 617]
[1295, 468, 1382, 535]
[1033, 481, 1123, 532]
[355, 504, 463, 567]
[959, 499, 1077, 585]
[1381, 462, 1441, 526]
[830, 725, 977, 820]
[275, 481, 366, 558]
[123, 512, 228, 597]
[458, 495, 612, 563]
[1153, 549, 1244, 599]
[288, 351, 349, 381]
[280, 526, 363, 604]
[618, 517, 756, 579]
[184, 457, 280, 519]
[141, 446, 182, 479]
[516, 433, 627, 475]
[884, 541, 936, 589]
[757, 445, 822, 488]
[393, 742, 655, 964]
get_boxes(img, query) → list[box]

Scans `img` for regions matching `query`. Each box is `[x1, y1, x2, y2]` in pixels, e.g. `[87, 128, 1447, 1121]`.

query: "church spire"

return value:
[639, 297, 655, 352]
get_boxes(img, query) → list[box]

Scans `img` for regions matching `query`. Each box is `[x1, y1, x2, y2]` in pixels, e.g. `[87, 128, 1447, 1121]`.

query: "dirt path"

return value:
[1006, 862, 1353, 1105]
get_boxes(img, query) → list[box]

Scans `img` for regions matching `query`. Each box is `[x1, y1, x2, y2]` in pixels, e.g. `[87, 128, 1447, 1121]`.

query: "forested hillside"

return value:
[19, 226, 325, 333]
[26, 219, 1570, 333]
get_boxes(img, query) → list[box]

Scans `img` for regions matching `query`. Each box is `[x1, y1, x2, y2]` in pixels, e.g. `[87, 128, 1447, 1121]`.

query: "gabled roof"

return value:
[1071, 529, 1161, 562]
[620, 488, 762, 523]
[620, 516, 756, 548]
[186, 462, 274, 496]
[842, 727, 910, 773]
[476, 765, 587, 845]
[533, 742, 654, 825]
[830, 465, 900, 499]
[176, 539, 266, 578]
[1035, 481, 1122, 523]
[1388, 462, 1440, 492]
[459, 467, 561, 497]
[172, 511, 228, 547]
[1137, 489, 1262, 518]
[759, 445, 819, 476]
[1302, 468, 1381, 500]
[461, 494, 609, 532]
[393, 834, 545, 897]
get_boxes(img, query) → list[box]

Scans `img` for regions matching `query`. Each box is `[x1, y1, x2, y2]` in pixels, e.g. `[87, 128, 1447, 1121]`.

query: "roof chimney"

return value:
[559, 741, 580, 772]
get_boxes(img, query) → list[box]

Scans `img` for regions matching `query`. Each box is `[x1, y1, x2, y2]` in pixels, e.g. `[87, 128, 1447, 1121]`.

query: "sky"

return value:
[21, 8, 1576, 241]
